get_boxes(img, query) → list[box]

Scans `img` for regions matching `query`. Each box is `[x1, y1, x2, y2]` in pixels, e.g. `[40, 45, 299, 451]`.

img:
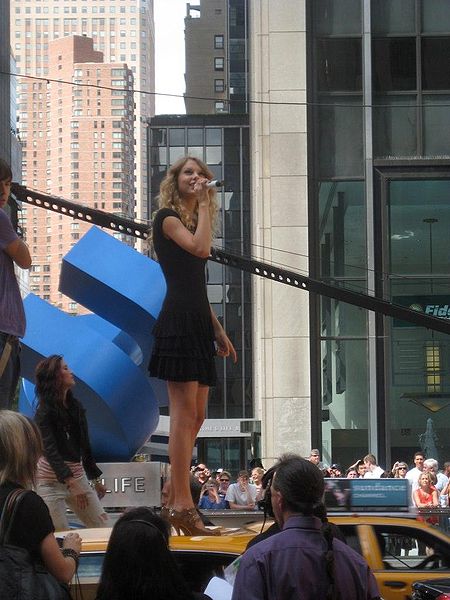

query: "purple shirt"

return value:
[232, 515, 380, 600]
[0, 209, 26, 337]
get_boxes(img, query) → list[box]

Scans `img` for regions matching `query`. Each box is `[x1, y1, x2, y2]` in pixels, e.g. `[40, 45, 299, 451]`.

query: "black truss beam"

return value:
[12, 183, 450, 336]
[12, 183, 149, 240]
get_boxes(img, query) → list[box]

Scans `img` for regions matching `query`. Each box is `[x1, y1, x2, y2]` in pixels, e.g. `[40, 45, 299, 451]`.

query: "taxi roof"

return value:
[66, 511, 449, 555]
[62, 525, 255, 554]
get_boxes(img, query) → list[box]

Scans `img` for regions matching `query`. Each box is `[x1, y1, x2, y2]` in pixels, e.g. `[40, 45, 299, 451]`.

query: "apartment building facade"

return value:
[11, 0, 155, 310]
[20, 35, 134, 312]
[184, 0, 248, 114]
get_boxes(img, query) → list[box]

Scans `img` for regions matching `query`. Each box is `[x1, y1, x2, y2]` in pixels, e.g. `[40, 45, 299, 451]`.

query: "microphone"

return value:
[206, 180, 224, 189]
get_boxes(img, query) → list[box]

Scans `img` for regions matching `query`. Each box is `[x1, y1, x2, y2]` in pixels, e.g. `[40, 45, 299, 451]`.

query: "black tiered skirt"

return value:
[148, 309, 217, 387]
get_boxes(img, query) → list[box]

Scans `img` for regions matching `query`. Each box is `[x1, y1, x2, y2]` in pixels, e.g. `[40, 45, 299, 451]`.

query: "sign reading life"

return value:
[96, 462, 165, 507]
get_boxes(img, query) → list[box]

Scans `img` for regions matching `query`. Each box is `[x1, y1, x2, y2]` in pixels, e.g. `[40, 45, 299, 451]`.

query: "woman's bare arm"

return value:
[39, 532, 81, 584]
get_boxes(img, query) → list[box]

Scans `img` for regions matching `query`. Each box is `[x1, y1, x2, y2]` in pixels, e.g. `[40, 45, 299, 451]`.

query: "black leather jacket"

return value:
[35, 396, 102, 483]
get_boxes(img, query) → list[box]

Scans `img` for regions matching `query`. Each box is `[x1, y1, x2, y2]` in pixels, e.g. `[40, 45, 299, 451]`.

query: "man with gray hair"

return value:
[423, 458, 449, 493]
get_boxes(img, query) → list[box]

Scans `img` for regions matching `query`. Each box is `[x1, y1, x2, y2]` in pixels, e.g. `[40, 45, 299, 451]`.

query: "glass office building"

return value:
[148, 114, 253, 469]
[307, 0, 450, 467]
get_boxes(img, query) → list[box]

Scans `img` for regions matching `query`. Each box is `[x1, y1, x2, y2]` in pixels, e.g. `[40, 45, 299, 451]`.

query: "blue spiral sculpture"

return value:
[19, 226, 168, 461]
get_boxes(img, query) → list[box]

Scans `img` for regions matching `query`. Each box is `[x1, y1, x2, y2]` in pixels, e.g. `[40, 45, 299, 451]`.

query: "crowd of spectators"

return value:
[191, 449, 450, 512]
[307, 449, 450, 509]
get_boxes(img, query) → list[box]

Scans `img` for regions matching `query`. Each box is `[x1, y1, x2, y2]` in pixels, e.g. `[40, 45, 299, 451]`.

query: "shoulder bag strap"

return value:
[0, 489, 29, 545]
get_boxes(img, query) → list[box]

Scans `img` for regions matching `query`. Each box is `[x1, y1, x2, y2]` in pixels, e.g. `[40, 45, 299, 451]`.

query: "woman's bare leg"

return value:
[192, 384, 209, 446]
[167, 380, 201, 511]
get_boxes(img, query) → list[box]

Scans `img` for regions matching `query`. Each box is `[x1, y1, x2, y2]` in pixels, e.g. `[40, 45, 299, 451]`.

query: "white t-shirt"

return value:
[225, 482, 258, 506]
[363, 465, 384, 479]
[405, 467, 422, 487]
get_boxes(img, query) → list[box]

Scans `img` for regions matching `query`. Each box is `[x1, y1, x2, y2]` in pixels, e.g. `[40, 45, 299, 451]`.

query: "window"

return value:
[215, 79, 225, 93]
[422, 37, 450, 90]
[214, 57, 224, 71]
[215, 101, 226, 113]
[372, 38, 416, 91]
[214, 35, 224, 49]
[318, 39, 362, 91]
[374, 525, 450, 571]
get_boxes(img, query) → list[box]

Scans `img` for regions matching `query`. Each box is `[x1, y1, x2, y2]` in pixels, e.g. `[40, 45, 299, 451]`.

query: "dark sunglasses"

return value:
[220, 478, 230, 482]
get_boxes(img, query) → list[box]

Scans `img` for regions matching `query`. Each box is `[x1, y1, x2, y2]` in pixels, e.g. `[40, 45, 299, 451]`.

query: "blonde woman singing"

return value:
[149, 156, 236, 535]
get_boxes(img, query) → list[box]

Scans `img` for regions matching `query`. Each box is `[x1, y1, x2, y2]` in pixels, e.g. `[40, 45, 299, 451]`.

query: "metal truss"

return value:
[12, 183, 450, 336]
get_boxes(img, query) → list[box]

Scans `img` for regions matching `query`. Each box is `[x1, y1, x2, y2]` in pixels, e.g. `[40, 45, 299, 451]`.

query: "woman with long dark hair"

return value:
[96, 507, 211, 600]
[34, 355, 107, 530]
[149, 156, 236, 535]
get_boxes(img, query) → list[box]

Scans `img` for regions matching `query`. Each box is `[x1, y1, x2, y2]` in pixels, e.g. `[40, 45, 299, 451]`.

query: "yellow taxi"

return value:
[330, 513, 450, 600]
[70, 513, 450, 600]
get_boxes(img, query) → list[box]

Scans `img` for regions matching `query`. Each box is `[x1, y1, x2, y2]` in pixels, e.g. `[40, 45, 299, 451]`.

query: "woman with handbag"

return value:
[0, 410, 81, 597]
[34, 355, 108, 531]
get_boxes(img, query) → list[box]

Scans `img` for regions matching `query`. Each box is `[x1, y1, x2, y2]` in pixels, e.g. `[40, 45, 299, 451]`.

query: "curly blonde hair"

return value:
[157, 156, 219, 234]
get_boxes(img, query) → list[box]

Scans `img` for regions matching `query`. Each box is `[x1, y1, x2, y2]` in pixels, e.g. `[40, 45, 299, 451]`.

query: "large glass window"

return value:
[321, 338, 369, 467]
[318, 180, 369, 466]
[317, 100, 364, 178]
[319, 181, 367, 281]
[310, 1, 368, 465]
[422, 37, 450, 90]
[373, 96, 417, 158]
[422, 0, 450, 33]
[187, 129, 203, 145]
[389, 179, 450, 275]
[372, 11, 450, 159]
[371, 0, 416, 35]
[372, 38, 416, 91]
[313, 0, 361, 35]
[317, 39, 362, 92]
[386, 176, 450, 462]
[423, 95, 450, 155]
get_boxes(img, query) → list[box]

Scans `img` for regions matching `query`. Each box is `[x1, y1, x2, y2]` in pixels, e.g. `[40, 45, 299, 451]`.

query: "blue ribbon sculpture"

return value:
[19, 226, 167, 461]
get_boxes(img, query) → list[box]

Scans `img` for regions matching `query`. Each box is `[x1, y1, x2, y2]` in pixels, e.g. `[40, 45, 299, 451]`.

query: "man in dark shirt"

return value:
[232, 454, 380, 600]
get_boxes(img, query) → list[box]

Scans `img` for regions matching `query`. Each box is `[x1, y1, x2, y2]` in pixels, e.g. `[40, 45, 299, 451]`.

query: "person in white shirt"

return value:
[225, 470, 258, 509]
[363, 454, 385, 479]
[405, 451, 425, 486]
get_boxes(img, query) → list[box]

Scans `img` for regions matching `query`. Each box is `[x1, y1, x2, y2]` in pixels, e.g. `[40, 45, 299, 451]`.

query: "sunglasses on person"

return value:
[398, 467, 407, 470]
[220, 478, 230, 482]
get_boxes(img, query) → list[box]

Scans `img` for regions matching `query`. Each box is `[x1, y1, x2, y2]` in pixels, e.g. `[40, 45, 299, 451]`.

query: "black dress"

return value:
[148, 208, 217, 387]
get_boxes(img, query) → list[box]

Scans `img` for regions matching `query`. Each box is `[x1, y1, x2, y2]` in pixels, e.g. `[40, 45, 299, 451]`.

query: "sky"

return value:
[154, 0, 199, 115]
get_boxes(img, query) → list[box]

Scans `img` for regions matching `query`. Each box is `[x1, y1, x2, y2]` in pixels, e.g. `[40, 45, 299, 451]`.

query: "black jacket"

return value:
[35, 396, 102, 483]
